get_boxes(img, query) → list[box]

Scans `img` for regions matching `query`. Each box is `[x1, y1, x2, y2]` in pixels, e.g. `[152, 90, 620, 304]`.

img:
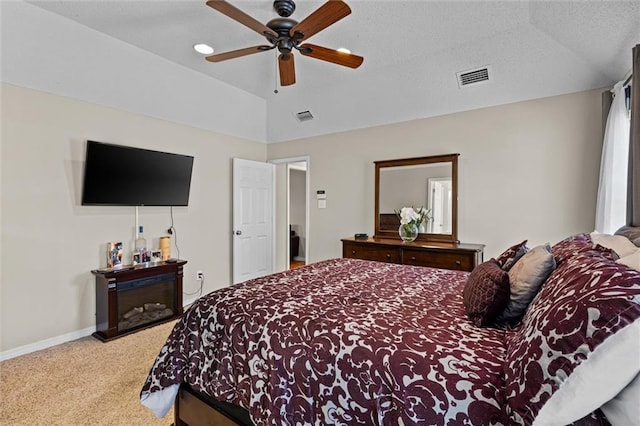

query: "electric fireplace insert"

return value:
[92, 260, 186, 341]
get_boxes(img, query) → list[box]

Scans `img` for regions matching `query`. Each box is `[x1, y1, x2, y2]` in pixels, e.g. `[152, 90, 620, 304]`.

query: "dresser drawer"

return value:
[341, 237, 483, 272]
[343, 242, 401, 263]
[402, 248, 473, 271]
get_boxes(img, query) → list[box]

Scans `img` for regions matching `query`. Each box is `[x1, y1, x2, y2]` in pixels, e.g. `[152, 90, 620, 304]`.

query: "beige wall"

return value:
[0, 83, 266, 354]
[267, 89, 604, 263]
[1, 84, 604, 355]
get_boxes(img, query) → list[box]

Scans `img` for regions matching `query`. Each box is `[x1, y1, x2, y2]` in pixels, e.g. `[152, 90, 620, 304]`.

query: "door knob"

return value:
[234, 230, 242, 235]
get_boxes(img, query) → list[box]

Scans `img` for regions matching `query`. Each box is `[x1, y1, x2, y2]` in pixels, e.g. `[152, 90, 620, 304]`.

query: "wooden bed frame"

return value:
[174, 385, 253, 426]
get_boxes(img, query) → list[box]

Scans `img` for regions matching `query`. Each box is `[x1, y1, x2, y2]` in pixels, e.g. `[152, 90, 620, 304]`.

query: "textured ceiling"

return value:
[24, 0, 640, 142]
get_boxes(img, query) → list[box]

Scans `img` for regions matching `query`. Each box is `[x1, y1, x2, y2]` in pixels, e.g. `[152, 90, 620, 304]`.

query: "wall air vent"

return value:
[295, 110, 314, 122]
[456, 66, 491, 88]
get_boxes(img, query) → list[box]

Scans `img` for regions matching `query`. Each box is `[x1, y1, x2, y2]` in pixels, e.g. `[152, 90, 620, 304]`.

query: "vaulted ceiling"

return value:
[19, 1, 640, 142]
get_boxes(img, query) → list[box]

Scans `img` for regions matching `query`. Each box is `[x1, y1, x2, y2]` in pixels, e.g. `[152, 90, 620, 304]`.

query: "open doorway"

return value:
[269, 156, 310, 272]
[428, 177, 452, 234]
[288, 162, 307, 269]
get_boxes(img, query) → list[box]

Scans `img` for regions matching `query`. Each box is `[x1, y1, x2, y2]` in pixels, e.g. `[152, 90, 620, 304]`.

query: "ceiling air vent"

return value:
[456, 66, 491, 88]
[295, 110, 314, 122]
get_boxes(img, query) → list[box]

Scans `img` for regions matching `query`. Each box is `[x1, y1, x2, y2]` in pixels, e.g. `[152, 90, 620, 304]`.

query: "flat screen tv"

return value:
[81, 140, 194, 206]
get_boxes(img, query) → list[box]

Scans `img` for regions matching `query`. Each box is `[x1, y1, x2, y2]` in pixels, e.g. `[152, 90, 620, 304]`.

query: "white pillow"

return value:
[601, 374, 640, 426]
[616, 250, 640, 271]
[591, 233, 639, 258]
[532, 320, 640, 426]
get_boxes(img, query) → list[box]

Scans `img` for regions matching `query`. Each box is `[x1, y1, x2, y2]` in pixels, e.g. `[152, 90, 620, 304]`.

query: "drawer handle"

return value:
[455, 260, 461, 266]
[352, 250, 356, 255]
[386, 253, 391, 258]
[411, 256, 416, 261]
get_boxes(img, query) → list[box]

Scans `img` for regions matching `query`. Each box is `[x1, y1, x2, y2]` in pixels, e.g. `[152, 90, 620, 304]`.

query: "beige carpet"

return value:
[0, 321, 176, 425]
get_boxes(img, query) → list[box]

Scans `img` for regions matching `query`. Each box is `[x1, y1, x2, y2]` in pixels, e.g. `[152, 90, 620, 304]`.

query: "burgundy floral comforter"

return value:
[141, 258, 510, 425]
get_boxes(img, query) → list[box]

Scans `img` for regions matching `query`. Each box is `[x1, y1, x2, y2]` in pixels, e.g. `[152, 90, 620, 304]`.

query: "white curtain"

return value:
[595, 81, 631, 234]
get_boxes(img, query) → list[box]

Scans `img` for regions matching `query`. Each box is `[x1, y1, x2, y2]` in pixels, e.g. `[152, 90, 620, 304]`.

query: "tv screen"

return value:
[81, 141, 194, 206]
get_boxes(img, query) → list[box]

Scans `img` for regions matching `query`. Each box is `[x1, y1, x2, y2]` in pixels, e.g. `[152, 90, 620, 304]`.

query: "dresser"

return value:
[342, 237, 484, 272]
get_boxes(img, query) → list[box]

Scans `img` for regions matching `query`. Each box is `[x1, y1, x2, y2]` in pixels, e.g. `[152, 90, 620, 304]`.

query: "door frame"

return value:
[269, 156, 310, 269]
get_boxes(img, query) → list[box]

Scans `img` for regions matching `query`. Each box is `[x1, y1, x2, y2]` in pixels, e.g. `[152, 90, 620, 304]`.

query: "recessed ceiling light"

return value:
[337, 47, 351, 54]
[193, 43, 214, 55]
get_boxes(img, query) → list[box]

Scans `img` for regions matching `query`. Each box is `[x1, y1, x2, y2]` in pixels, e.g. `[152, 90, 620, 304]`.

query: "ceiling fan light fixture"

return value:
[193, 43, 214, 55]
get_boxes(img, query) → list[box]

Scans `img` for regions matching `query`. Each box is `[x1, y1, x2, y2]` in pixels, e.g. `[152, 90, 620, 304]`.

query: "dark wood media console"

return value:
[92, 260, 187, 342]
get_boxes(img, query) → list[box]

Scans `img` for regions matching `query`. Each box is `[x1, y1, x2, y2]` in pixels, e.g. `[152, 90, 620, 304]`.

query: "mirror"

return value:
[375, 154, 459, 243]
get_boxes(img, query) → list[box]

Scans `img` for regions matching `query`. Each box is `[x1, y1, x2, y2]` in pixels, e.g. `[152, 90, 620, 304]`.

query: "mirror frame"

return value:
[374, 153, 459, 243]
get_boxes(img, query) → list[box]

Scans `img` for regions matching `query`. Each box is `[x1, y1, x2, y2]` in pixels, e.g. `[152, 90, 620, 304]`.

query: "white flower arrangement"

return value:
[394, 207, 431, 241]
[395, 206, 430, 227]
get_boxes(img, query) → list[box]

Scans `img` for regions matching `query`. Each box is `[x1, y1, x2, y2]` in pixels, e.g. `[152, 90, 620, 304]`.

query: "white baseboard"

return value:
[1, 300, 193, 362]
[0, 325, 96, 362]
[293, 256, 306, 262]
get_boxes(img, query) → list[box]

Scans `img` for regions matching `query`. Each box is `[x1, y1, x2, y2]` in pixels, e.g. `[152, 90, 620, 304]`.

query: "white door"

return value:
[233, 158, 275, 284]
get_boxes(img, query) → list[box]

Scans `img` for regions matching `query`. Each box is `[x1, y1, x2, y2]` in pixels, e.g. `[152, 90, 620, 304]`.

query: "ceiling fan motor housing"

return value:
[273, 0, 296, 17]
[267, 17, 297, 35]
[266, 17, 299, 55]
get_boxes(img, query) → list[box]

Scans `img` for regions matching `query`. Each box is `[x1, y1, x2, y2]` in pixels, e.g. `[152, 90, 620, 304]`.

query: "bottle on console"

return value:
[135, 226, 148, 262]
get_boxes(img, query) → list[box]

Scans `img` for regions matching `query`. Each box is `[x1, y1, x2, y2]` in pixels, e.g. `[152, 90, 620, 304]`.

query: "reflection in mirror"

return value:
[379, 163, 452, 234]
[375, 154, 458, 243]
[427, 177, 452, 234]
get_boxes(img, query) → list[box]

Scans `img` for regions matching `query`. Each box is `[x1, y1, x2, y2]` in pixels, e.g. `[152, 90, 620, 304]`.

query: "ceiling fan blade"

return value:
[278, 53, 296, 86]
[290, 0, 351, 42]
[206, 0, 277, 38]
[205, 45, 272, 62]
[299, 44, 363, 68]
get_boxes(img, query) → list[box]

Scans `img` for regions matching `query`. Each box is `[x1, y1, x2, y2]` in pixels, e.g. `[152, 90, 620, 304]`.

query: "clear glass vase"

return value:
[399, 223, 419, 242]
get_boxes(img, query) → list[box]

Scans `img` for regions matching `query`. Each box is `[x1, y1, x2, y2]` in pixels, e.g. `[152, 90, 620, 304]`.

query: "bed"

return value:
[141, 230, 640, 425]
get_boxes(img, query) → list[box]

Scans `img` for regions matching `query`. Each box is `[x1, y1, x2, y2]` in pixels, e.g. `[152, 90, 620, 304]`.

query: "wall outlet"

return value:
[196, 271, 204, 281]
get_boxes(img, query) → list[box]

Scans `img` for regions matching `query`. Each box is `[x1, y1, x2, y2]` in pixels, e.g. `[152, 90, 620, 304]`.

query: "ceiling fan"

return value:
[205, 0, 364, 86]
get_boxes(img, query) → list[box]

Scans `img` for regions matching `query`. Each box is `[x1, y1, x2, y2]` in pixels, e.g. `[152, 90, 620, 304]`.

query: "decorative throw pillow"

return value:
[551, 233, 593, 265]
[463, 259, 510, 327]
[503, 248, 640, 425]
[593, 243, 620, 261]
[495, 240, 528, 271]
[535, 320, 640, 426]
[617, 250, 640, 271]
[497, 244, 556, 324]
[592, 233, 639, 258]
[601, 368, 640, 426]
[614, 226, 640, 247]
